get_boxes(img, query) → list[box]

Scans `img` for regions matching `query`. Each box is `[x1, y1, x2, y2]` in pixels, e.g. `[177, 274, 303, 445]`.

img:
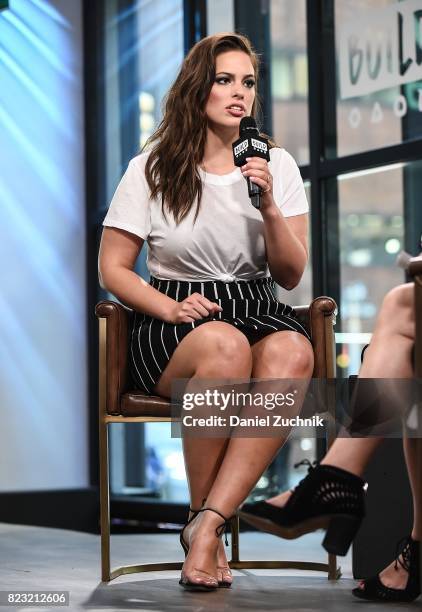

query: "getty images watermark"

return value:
[182, 389, 324, 429]
[170, 378, 422, 439]
[170, 378, 327, 438]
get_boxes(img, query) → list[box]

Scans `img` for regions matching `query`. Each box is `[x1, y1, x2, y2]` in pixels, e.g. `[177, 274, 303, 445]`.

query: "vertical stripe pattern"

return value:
[130, 276, 310, 394]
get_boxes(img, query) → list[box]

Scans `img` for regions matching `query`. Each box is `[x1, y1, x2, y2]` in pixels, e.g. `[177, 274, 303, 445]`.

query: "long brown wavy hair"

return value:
[143, 32, 275, 225]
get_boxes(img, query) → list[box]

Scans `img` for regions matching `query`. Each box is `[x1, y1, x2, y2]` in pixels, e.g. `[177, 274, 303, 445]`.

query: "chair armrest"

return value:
[95, 300, 133, 415]
[309, 296, 337, 378]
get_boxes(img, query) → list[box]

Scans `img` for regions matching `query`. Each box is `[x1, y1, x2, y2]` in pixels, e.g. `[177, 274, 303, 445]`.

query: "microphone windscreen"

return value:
[240, 116, 258, 134]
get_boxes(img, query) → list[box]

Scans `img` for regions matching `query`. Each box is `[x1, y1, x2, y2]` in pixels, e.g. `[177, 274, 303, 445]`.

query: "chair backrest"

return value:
[95, 296, 337, 416]
[95, 301, 134, 415]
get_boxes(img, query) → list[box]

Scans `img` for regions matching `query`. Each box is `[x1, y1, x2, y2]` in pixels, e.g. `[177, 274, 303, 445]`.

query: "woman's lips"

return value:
[226, 107, 245, 117]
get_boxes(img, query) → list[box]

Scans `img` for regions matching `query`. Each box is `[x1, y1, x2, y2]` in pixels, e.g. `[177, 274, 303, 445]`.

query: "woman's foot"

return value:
[241, 460, 317, 512]
[264, 489, 292, 509]
[352, 536, 421, 602]
[239, 489, 292, 517]
[182, 511, 233, 587]
[179, 508, 232, 591]
[360, 557, 410, 591]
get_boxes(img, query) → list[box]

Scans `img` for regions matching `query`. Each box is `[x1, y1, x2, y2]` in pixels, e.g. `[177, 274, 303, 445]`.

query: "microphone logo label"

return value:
[233, 139, 248, 157]
[251, 138, 267, 153]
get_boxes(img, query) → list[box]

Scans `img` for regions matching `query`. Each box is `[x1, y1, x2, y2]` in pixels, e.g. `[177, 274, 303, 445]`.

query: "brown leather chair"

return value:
[95, 296, 339, 582]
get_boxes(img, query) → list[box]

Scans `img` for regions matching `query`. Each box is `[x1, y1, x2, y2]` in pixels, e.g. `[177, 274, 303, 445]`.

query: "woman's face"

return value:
[205, 50, 256, 130]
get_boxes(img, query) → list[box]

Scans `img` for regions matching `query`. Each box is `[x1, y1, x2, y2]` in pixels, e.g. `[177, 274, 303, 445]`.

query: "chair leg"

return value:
[99, 420, 111, 582]
[230, 514, 240, 563]
[326, 381, 340, 579]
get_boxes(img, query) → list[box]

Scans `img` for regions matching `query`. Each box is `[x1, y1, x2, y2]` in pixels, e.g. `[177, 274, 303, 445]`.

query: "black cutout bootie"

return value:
[239, 460, 367, 556]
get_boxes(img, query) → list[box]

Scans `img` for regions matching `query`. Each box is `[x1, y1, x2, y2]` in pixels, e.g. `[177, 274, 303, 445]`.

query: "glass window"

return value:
[104, 0, 184, 204]
[206, 0, 234, 34]
[136, 3, 184, 150]
[334, 0, 422, 157]
[270, 0, 309, 165]
[103, 0, 185, 498]
[332, 162, 421, 377]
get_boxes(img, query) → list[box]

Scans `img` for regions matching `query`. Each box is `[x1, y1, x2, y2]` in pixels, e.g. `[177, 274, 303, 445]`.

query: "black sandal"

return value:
[352, 535, 421, 602]
[239, 460, 367, 556]
[179, 506, 234, 591]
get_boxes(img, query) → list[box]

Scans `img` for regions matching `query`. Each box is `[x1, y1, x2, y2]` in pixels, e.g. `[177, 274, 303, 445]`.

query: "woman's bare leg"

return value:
[154, 321, 252, 504]
[153, 320, 252, 584]
[182, 331, 314, 581]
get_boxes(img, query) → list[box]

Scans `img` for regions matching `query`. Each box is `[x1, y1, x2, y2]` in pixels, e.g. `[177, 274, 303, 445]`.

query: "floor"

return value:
[0, 523, 419, 612]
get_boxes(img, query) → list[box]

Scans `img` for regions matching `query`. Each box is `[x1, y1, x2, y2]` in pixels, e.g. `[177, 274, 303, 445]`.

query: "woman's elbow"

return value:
[280, 267, 305, 291]
[285, 253, 308, 289]
[282, 277, 300, 291]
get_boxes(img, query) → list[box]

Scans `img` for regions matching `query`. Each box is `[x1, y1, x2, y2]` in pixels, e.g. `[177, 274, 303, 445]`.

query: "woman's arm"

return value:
[241, 155, 308, 289]
[98, 227, 222, 322]
[261, 208, 308, 290]
[98, 227, 177, 321]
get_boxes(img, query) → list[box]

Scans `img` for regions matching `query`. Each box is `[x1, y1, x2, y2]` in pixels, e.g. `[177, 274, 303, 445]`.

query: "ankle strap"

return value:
[394, 535, 416, 573]
[199, 506, 228, 522]
[198, 506, 234, 546]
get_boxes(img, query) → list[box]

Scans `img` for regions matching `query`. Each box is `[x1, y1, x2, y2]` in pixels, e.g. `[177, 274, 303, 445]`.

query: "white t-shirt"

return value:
[103, 147, 308, 282]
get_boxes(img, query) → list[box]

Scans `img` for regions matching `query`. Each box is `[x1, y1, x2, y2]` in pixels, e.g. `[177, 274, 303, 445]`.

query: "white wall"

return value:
[0, 0, 88, 490]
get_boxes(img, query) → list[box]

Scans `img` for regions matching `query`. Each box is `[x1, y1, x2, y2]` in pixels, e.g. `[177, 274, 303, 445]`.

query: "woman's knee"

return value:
[195, 322, 252, 371]
[253, 332, 314, 377]
[152, 323, 252, 397]
[377, 284, 414, 334]
[381, 283, 413, 313]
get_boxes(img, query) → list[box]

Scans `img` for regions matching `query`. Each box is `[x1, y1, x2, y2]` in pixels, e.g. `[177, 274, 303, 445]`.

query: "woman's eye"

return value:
[215, 77, 255, 87]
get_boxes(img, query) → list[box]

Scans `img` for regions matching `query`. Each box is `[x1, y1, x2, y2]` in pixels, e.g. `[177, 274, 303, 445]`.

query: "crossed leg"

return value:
[153, 320, 314, 585]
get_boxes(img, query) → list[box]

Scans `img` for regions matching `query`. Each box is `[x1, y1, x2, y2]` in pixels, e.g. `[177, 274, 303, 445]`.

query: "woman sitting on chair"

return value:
[99, 32, 314, 591]
[240, 281, 421, 603]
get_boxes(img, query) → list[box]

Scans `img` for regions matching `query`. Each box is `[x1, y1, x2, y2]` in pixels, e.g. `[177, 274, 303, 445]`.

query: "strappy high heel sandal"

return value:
[352, 535, 421, 602]
[180, 501, 233, 588]
[239, 460, 367, 556]
[179, 506, 234, 591]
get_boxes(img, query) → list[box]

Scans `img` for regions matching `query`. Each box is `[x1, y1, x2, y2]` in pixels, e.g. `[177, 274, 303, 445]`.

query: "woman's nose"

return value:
[232, 85, 244, 98]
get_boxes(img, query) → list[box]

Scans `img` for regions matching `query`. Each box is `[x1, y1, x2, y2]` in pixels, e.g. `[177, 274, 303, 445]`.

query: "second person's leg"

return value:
[262, 283, 415, 509]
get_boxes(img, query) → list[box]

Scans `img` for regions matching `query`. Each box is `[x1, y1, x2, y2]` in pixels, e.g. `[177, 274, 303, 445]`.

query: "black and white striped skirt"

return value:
[130, 276, 310, 394]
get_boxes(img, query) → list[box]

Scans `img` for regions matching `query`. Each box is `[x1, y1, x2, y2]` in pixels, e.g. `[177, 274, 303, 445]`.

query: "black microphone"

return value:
[232, 116, 270, 209]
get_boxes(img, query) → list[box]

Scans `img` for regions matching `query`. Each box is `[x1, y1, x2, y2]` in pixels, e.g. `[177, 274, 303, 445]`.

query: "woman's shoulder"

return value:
[128, 150, 151, 172]
[269, 147, 300, 173]
[269, 146, 295, 162]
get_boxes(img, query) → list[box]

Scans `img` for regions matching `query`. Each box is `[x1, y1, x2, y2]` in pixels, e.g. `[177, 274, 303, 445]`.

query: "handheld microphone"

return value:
[232, 116, 270, 209]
